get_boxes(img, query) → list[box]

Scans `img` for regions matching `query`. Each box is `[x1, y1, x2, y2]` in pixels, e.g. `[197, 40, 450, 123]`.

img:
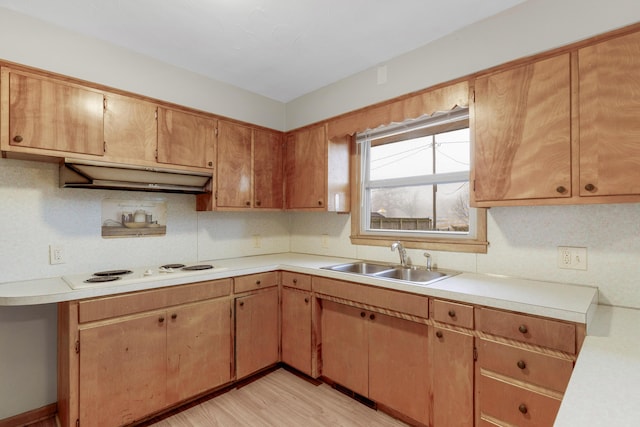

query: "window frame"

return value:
[349, 109, 488, 254]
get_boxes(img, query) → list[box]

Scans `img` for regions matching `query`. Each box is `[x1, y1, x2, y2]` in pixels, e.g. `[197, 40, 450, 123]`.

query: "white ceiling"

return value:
[0, 0, 525, 102]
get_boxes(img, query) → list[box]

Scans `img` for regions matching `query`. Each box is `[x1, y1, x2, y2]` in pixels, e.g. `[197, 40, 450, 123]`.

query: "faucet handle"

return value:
[423, 252, 432, 270]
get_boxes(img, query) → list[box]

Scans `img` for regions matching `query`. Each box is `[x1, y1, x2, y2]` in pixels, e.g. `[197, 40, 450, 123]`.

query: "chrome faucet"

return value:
[391, 241, 408, 267]
[423, 252, 432, 271]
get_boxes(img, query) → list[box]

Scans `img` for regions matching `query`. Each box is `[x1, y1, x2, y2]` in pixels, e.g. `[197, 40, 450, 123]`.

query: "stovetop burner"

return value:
[84, 276, 121, 283]
[93, 269, 133, 277]
[182, 264, 214, 271]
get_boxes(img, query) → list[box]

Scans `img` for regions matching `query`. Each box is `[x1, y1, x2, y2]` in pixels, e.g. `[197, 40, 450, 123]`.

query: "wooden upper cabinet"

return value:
[3, 68, 104, 156]
[285, 124, 350, 211]
[253, 128, 284, 209]
[579, 30, 640, 197]
[217, 120, 253, 208]
[157, 107, 215, 169]
[103, 93, 157, 165]
[473, 54, 571, 204]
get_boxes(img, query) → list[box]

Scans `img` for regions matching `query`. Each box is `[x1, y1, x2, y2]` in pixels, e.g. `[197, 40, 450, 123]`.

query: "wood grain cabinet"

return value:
[1, 68, 105, 157]
[473, 53, 572, 204]
[58, 279, 233, 427]
[281, 272, 314, 376]
[284, 123, 350, 211]
[215, 121, 283, 210]
[234, 273, 279, 379]
[157, 107, 216, 170]
[475, 307, 581, 427]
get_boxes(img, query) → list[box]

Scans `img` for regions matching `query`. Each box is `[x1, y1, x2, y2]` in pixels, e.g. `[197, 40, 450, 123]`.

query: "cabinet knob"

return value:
[158, 316, 165, 323]
[246, 201, 251, 206]
[208, 161, 213, 167]
[448, 310, 456, 318]
[360, 312, 366, 318]
[369, 314, 376, 320]
[239, 301, 245, 307]
[256, 280, 261, 286]
[436, 330, 443, 338]
[293, 279, 298, 284]
[13, 135, 23, 143]
[556, 186, 567, 194]
[518, 403, 528, 414]
[171, 313, 177, 320]
[317, 200, 323, 206]
[304, 297, 309, 303]
[256, 200, 261, 206]
[518, 324, 528, 334]
[517, 360, 527, 370]
[585, 183, 596, 192]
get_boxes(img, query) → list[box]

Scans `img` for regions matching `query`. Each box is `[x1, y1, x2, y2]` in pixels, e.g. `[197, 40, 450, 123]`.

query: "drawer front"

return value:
[79, 279, 232, 323]
[478, 338, 573, 393]
[431, 299, 474, 328]
[282, 271, 311, 291]
[476, 307, 576, 354]
[479, 374, 561, 427]
[234, 271, 278, 293]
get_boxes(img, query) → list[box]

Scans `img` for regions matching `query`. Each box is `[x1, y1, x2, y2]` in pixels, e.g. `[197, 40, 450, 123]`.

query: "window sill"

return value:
[349, 234, 488, 254]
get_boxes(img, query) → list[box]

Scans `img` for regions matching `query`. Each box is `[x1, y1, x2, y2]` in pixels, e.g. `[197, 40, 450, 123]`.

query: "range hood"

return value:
[60, 158, 212, 194]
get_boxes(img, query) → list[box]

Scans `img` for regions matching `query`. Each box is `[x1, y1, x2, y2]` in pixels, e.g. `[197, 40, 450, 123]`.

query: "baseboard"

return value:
[0, 403, 57, 427]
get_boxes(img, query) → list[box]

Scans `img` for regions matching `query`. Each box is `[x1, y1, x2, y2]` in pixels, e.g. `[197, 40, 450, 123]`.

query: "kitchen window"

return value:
[351, 107, 487, 253]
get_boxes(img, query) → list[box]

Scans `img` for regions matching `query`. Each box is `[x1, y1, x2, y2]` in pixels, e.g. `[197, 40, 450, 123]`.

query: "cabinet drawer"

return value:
[431, 299, 473, 328]
[478, 338, 573, 393]
[479, 374, 561, 427]
[234, 271, 278, 293]
[281, 271, 311, 291]
[79, 279, 232, 323]
[476, 307, 576, 354]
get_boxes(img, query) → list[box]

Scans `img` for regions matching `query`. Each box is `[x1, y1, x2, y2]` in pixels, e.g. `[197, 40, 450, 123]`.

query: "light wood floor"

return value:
[149, 368, 408, 427]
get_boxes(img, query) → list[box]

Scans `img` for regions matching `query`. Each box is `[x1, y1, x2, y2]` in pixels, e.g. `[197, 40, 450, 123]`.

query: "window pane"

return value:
[435, 128, 470, 174]
[369, 185, 434, 231]
[369, 137, 433, 181]
[435, 182, 470, 231]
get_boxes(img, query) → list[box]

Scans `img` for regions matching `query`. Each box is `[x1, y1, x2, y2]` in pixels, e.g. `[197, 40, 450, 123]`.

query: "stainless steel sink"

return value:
[321, 261, 459, 286]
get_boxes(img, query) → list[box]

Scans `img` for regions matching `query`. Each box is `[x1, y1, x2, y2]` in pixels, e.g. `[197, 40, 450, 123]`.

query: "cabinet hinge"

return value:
[472, 90, 476, 103]
[75, 340, 80, 354]
[473, 346, 478, 361]
[76, 418, 80, 427]
[155, 149, 158, 160]
[472, 179, 476, 192]
[103, 141, 107, 154]
[103, 97, 107, 111]
[215, 190, 218, 200]
[155, 109, 158, 120]
[215, 127, 218, 137]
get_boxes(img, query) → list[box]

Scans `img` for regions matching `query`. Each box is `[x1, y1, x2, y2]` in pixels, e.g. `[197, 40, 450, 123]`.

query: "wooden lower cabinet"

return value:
[431, 327, 474, 427]
[235, 287, 279, 379]
[321, 299, 430, 426]
[281, 287, 313, 375]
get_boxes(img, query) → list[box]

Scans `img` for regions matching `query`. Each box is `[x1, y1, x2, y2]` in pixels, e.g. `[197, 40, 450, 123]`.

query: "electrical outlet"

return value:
[557, 246, 587, 270]
[252, 234, 262, 248]
[49, 245, 65, 265]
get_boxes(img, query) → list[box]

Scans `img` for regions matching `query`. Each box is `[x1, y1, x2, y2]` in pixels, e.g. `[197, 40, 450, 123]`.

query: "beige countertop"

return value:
[0, 253, 598, 325]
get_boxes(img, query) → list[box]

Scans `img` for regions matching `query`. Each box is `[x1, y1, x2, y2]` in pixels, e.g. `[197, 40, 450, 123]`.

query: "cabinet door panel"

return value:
[167, 298, 232, 402]
[579, 31, 640, 196]
[474, 54, 571, 202]
[254, 128, 284, 209]
[432, 327, 474, 427]
[285, 125, 327, 209]
[157, 107, 215, 169]
[281, 287, 312, 375]
[320, 300, 368, 396]
[79, 312, 167, 427]
[8, 71, 104, 156]
[104, 94, 157, 164]
[369, 313, 430, 426]
[235, 288, 279, 379]
[217, 121, 252, 207]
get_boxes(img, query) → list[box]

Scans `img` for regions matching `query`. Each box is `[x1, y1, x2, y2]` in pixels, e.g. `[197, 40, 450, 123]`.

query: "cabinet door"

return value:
[254, 128, 284, 209]
[281, 287, 312, 375]
[579, 31, 640, 197]
[320, 300, 368, 396]
[103, 93, 157, 165]
[217, 120, 253, 208]
[285, 124, 327, 209]
[432, 327, 474, 427]
[369, 312, 430, 426]
[474, 54, 571, 202]
[235, 288, 279, 379]
[79, 311, 167, 427]
[166, 298, 232, 403]
[157, 107, 215, 169]
[7, 70, 104, 156]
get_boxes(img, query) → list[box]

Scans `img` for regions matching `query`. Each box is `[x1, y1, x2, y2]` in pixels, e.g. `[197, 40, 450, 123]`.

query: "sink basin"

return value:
[323, 261, 395, 275]
[322, 261, 459, 286]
